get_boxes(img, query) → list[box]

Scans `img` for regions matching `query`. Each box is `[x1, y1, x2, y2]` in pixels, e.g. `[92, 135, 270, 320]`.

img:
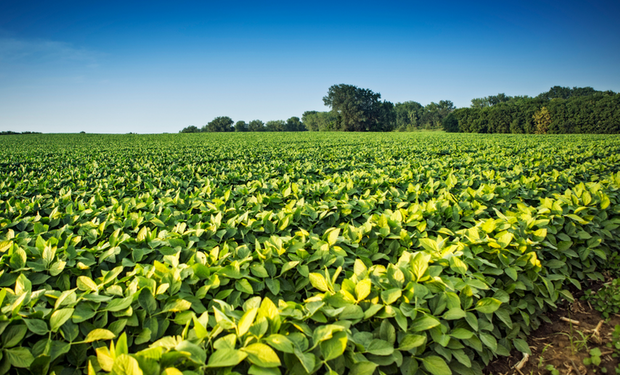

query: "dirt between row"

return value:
[484, 288, 620, 375]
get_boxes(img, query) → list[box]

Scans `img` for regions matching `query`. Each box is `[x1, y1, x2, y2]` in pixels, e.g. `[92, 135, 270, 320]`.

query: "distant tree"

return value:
[322, 84, 395, 131]
[265, 120, 285, 132]
[180, 125, 200, 133]
[302, 111, 337, 131]
[248, 119, 265, 132]
[471, 94, 511, 108]
[537, 86, 598, 100]
[418, 100, 455, 129]
[471, 97, 490, 108]
[234, 121, 248, 132]
[533, 107, 551, 134]
[394, 101, 423, 131]
[203, 116, 234, 132]
[285, 116, 306, 131]
[442, 112, 459, 132]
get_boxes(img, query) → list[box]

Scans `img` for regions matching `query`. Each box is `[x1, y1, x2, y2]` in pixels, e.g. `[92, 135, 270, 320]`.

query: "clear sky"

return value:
[1, 0, 619, 133]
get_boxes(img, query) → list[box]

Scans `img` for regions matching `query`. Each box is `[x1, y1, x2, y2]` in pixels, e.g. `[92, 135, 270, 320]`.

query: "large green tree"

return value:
[394, 101, 423, 131]
[302, 111, 337, 131]
[248, 119, 264, 132]
[234, 120, 248, 132]
[265, 120, 285, 132]
[322, 84, 395, 131]
[285, 116, 306, 131]
[179, 125, 200, 133]
[203, 116, 234, 132]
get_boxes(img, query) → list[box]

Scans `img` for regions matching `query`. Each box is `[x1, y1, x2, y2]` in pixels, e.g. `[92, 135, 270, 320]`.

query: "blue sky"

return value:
[1, 0, 619, 133]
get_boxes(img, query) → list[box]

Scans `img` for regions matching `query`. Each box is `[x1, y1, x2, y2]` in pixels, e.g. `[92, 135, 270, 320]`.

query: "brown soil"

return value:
[483, 300, 620, 375]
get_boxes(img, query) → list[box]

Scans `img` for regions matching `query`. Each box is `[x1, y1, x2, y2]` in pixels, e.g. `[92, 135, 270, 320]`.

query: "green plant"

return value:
[545, 364, 560, 375]
[583, 347, 603, 367]
[605, 325, 620, 374]
[558, 320, 592, 354]
[538, 343, 552, 368]
[583, 278, 620, 319]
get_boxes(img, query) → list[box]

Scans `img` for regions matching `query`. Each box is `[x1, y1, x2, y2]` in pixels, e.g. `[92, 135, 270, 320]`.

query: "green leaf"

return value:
[213, 307, 236, 330]
[422, 355, 452, 375]
[442, 308, 466, 320]
[265, 278, 280, 295]
[481, 219, 496, 233]
[82, 329, 116, 343]
[313, 325, 344, 344]
[355, 279, 372, 301]
[96, 346, 115, 372]
[15, 273, 31, 294]
[505, 267, 518, 281]
[513, 338, 531, 354]
[116, 333, 129, 355]
[411, 252, 431, 281]
[139, 289, 157, 315]
[495, 232, 513, 248]
[5, 347, 35, 368]
[350, 361, 378, 375]
[449, 256, 467, 275]
[475, 298, 502, 314]
[366, 339, 394, 356]
[206, 349, 247, 368]
[24, 319, 49, 335]
[295, 350, 316, 373]
[242, 343, 281, 368]
[77, 276, 99, 292]
[250, 264, 270, 278]
[264, 334, 295, 354]
[309, 273, 329, 292]
[398, 334, 427, 351]
[50, 308, 75, 332]
[248, 365, 281, 375]
[176, 340, 207, 364]
[381, 288, 402, 305]
[162, 299, 192, 313]
[3, 324, 28, 348]
[450, 328, 474, 340]
[49, 340, 71, 361]
[410, 315, 441, 332]
[326, 228, 340, 246]
[480, 332, 498, 351]
[134, 328, 152, 345]
[238, 308, 258, 337]
[105, 296, 133, 312]
[111, 354, 143, 375]
[192, 316, 208, 340]
[236, 279, 254, 294]
[320, 331, 347, 361]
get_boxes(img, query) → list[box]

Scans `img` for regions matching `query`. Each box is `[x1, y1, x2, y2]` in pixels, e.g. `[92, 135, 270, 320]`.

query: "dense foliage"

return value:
[445, 87, 620, 134]
[305, 85, 453, 132]
[182, 84, 454, 133]
[180, 117, 307, 134]
[322, 84, 396, 132]
[2, 132, 619, 375]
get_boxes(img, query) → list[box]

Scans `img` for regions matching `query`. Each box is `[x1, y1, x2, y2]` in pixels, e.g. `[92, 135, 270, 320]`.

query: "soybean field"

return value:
[1, 132, 620, 375]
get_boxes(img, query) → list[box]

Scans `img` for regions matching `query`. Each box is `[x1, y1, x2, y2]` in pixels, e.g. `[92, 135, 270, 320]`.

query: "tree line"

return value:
[180, 84, 455, 133]
[0, 131, 42, 135]
[443, 86, 620, 134]
[180, 116, 306, 133]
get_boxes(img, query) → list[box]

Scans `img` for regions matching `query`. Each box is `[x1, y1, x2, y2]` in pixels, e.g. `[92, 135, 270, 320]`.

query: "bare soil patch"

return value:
[484, 298, 620, 375]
